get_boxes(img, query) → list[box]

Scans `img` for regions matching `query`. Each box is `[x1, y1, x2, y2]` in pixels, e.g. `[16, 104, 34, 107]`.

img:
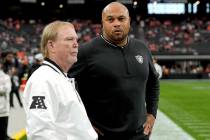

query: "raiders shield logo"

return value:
[135, 55, 143, 64]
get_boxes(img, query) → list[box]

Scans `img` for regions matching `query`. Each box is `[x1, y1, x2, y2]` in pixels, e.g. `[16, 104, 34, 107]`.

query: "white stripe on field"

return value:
[151, 110, 195, 140]
[198, 134, 210, 137]
[184, 123, 210, 125]
[188, 126, 210, 128]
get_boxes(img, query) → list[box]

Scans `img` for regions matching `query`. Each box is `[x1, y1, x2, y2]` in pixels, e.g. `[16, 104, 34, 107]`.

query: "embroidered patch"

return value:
[30, 96, 47, 109]
[135, 55, 143, 64]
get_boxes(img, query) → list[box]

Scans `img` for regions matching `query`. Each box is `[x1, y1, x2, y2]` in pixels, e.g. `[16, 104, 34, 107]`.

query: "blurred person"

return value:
[9, 66, 23, 108]
[153, 57, 162, 79]
[0, 60, 12, 140]
[2, 51, 17, 74]
[27, 53, 44, 79]
[205, 64, 210, 73]
[23, 21, 97, 140]
[68, 2, 160, 140]
[2, 51, 23, 83]
[162, 65, 170, 77]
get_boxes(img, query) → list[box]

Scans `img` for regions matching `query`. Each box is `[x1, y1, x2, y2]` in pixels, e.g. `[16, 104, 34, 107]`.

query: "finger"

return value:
[143, 124, 150, 135]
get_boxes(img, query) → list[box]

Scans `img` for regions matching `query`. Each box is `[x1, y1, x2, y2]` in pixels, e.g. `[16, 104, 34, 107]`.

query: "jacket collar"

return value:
[42, 58, 67, 77]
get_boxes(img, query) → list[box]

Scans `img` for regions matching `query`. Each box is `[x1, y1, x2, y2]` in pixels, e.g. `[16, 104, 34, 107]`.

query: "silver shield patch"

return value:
[135, 55, 143, 64]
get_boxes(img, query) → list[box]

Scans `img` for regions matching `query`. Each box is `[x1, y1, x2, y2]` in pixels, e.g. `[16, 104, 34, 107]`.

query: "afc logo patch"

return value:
[30, 96, 47, 109]
[135, 55, 143, 64]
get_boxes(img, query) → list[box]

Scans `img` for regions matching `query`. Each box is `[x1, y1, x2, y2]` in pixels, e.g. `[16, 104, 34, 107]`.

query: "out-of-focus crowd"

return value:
[0, 17, 210, 81]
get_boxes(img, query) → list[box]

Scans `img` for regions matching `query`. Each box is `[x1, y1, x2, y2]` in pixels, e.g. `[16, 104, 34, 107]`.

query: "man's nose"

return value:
[113, 19, 121, 27]
[73, 40, 79, 48]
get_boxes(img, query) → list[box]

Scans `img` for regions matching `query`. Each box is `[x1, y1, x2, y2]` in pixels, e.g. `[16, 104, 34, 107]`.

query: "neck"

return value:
[47, 57, 70, 73]
[116, 39, 128, 47]
[55, 60, 70, 73]
[101, 34, 128, 48]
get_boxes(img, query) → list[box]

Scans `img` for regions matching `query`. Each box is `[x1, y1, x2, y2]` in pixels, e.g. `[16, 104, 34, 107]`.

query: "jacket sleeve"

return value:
[1, 75, 11, 94]
[23, 80, 60, 140]
[145, 52, 160, 118]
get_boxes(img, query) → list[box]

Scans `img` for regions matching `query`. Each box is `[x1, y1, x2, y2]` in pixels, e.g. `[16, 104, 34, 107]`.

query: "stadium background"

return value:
[0, 0, 210, 140]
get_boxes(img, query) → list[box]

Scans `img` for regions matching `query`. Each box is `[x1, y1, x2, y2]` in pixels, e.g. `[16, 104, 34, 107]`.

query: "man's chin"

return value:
[72, 58, 77, 64]
[68, 58, 77, 66]
[113, 34, 125, 40]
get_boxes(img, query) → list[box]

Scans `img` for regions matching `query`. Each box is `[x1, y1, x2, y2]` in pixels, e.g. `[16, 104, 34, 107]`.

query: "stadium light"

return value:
[41, 2, 45, 6]
[59, 4, 64, 8]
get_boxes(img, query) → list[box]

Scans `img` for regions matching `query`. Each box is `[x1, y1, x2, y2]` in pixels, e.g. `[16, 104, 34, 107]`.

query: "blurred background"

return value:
[0, 0, 209, 140]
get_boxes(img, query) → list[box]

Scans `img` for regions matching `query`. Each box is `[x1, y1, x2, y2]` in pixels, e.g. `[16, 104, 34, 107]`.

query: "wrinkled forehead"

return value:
[56, 25, 78, 39]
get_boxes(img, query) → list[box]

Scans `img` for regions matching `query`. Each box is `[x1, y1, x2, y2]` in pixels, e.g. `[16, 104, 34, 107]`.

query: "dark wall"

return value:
[0, 0, 209, 22]
[0, 0, 137, 22]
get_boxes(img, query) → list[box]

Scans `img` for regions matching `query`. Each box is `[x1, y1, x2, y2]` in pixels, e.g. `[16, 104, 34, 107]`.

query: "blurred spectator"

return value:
[153, 57, 162, 79]
[205, 64, 210, 73]
[2, 51, 18, 74]
[0, 60, 12, 140]
[27, 53, 44, 79]
[9, 66, 23, 108]
[162, 65, 170, 77]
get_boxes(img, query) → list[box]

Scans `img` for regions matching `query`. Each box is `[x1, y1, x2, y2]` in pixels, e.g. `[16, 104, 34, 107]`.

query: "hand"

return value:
[143, 113, 155, 136]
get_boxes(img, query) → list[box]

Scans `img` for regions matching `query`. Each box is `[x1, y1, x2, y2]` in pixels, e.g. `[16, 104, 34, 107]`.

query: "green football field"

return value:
[159, 80, 210, 140]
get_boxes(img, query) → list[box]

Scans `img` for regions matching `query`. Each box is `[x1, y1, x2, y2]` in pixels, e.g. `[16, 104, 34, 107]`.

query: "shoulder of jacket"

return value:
[81, 37, 100, 48]
[30, 66, 58, 81]
[132, 38, 148, 47]
[130, 38, 149, 52]
[78, 37, 101, 57]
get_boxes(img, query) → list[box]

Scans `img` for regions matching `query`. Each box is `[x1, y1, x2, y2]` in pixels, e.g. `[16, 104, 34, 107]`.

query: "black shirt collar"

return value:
[100, 34, 129, 48]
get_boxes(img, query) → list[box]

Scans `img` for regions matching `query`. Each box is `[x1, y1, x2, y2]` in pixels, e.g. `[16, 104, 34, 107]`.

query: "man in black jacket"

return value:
[68, 2, 160, 140]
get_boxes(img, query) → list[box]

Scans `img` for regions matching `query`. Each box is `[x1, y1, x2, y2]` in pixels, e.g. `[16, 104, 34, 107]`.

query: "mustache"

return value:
[113, 29, 123, 32]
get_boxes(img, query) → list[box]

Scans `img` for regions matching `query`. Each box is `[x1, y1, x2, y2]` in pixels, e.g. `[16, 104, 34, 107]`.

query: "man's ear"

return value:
[101, 20, 103, 29]
[47, 40, 55, 53]
[47, 40, 54, 48]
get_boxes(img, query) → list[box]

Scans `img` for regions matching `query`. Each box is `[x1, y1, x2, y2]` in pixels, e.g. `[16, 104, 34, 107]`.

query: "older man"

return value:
[23, 21, 97, 140]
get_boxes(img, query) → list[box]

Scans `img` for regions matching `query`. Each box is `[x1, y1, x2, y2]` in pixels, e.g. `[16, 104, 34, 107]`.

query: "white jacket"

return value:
[23, 60, 98, 140]
[0, 70, 11, 117]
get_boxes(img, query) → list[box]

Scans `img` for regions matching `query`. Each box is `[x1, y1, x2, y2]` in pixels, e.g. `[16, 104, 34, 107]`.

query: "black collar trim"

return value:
[100, 35, 129, 48]
[43, 58, 67, 77]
